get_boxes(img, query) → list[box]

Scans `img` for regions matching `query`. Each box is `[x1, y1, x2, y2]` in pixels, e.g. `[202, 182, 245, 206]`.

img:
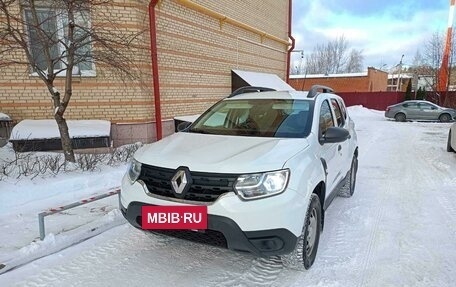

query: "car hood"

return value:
[442, 108, 456, 114]
[134, 132, 309, 173]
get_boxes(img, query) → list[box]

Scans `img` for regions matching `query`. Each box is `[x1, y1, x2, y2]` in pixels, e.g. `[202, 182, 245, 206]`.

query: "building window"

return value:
[24, 8, 94, 76]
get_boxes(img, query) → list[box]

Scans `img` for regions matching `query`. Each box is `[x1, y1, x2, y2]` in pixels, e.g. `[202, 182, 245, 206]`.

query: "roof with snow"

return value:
[0, 112, 11, 120]
[290, 71, 368, 79]
[232, 69, 294, 91]
[388, 74, 414, 79]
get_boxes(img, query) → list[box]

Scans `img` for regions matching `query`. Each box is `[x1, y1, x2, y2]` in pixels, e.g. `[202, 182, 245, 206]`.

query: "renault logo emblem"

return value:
[171, 167, 192, 198]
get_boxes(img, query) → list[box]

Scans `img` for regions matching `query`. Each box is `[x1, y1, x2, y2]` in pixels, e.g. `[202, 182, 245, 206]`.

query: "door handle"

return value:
[338, 145, 342, 152]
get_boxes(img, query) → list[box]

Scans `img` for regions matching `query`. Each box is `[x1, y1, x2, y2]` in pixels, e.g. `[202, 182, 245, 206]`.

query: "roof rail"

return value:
[228, 86, 276, 98]
[307, 85, 334, 98]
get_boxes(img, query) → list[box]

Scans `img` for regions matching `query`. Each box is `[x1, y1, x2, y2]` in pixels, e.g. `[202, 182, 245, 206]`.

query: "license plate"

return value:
[141, 205, 207, 230]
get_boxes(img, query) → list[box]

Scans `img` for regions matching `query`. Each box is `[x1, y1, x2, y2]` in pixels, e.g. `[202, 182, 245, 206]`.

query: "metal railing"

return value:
[38, 188, 120, 240]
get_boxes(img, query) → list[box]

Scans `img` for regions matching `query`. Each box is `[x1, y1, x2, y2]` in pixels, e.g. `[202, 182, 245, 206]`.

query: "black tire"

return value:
[281, 194, 322, 270]
[339, 155, 358, 197]
[448, 131, 455, 152]
[439, 113, 451, 123]
[394, 113, 406, 122]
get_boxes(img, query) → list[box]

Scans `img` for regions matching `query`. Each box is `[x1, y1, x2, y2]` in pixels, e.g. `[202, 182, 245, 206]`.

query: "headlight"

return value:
[127, 159, 142, 183]
[234, 169, 289, 200]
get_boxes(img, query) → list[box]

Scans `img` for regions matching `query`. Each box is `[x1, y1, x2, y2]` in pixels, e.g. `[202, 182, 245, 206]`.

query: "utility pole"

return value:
[396, 54, 404, 91]
[438, 0, 455, 92]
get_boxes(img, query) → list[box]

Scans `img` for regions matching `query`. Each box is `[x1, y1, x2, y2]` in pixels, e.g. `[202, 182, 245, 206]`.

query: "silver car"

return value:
[385, 100, 456, 122]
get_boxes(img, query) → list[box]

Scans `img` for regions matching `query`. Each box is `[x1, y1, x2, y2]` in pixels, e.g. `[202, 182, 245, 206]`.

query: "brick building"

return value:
[289, 67, 388, 93]
[0, 0, 291, 146]
[387, 74, 413, 92]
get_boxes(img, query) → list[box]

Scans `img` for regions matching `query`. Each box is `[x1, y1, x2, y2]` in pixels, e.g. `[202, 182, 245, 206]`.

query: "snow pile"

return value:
[0, 112, 11, 120]
[0, 141, 129, 274]
[10, 119, 111, 140]
[0, 209, 125, 274]
[347, 105, 385, 118]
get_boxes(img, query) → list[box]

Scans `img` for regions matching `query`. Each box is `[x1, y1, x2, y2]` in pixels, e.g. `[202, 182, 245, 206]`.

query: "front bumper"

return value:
[384, 110, 394, 119]
[120, 200, 298, 256]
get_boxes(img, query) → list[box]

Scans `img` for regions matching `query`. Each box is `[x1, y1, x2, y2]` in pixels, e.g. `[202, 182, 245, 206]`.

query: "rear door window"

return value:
[338, 99, 347, 120]
[331, 99, 345, 127]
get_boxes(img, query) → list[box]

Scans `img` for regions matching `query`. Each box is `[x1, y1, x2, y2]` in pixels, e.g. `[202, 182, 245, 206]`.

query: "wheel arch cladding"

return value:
[313, 181, 325, 230]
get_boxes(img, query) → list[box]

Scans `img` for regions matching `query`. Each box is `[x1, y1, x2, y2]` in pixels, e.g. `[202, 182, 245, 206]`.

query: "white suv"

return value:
[120, 85, 358, 269]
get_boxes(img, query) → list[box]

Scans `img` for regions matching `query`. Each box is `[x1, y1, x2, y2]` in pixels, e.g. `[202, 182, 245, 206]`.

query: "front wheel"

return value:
[281, 194, 322, 270]
[339, 155, 358, 197]
[448, 131, 455, 152]
[394, 113, 406, 122]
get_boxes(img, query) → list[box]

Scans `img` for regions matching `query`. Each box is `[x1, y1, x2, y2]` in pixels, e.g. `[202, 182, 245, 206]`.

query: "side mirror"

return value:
[320, 127, 350, 144]
[177, 121, 192, 132]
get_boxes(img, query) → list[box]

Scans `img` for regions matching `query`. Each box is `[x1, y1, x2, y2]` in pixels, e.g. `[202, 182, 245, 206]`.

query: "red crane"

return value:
[438, 0, 456, 92]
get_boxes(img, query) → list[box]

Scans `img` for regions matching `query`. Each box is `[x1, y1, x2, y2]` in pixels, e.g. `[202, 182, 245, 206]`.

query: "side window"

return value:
[404, 103, 418, 109]
[331, 99, 345, 127]
[319, 100, 335, 136]
[419, 103, 435, 110]
[338, 99, 347, 120]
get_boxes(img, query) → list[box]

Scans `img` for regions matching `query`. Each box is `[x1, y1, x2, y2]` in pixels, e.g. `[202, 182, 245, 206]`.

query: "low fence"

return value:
[38, 188, 120, 240]
[337, 92, 405, 111]
[335, 91, 456, 110]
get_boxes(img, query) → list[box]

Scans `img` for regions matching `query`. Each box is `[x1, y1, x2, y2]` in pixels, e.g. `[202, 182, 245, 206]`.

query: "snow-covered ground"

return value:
[1, 106, 456, 286]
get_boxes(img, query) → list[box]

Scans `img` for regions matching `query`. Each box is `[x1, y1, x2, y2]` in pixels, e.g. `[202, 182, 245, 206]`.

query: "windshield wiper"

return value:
[189, 128, 213, 134]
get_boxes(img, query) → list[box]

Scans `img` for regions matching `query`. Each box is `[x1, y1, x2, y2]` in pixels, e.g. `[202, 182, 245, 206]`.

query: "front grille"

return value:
[139, 164, 238, 202]
[151, 229, 228, 248]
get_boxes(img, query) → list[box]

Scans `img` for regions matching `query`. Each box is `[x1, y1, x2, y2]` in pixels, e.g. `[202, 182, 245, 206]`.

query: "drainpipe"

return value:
[286, 0, 295, 83]
[149, 0, 162, 140]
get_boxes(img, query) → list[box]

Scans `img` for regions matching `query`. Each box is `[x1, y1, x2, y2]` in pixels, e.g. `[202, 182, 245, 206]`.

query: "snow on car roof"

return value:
[225, 90, 313, 100]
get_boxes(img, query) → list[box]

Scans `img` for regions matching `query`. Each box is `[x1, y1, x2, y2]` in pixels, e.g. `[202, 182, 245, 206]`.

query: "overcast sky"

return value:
[292, 0, 450, 71]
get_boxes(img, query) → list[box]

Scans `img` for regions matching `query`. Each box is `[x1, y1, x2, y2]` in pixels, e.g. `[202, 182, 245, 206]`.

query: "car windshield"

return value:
[189, 99, 314, 138]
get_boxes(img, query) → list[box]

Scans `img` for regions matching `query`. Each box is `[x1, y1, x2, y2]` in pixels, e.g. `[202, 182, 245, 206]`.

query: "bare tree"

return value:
[345, 49, 364, 73]
[0, 0, 143, 161]
[305, 35, 364, 74]
[411, 32, 456, 106]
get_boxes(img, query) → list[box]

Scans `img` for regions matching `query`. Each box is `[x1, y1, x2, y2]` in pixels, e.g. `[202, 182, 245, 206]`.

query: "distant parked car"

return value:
[385, 100, 456, 122]
[448, 123, 456, 152]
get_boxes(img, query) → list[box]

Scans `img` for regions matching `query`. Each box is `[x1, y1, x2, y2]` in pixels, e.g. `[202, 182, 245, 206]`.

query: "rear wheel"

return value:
[281, 194, 322, 270]
[439, 113, 451, 123]
[448, 131, 455, 152]
[394, 113, 406, 122]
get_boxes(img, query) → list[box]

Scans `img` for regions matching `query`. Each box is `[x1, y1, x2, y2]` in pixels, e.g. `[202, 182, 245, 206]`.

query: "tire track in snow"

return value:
[11, 226, 173, 287]
[239, 256, 283, 286]
[357, 121, 417, 287]
[372, 123, 456, 287]
[357, 179, 391, 287]
[209, 256, 284, 287]
[414, 129, 456, 238]
[414, 134, 456, 286]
